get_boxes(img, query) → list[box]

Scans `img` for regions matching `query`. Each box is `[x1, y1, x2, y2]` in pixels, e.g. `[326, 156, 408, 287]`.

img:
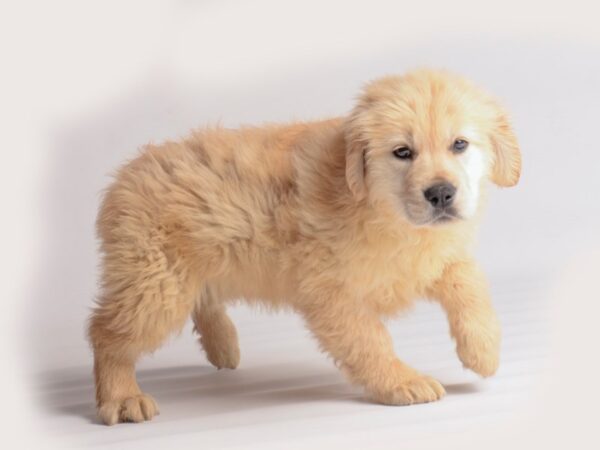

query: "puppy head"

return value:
[345, 69, 521, 226]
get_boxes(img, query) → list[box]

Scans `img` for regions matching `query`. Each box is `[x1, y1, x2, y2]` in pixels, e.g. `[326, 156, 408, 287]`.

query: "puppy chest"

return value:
[345, 249, 449, 306]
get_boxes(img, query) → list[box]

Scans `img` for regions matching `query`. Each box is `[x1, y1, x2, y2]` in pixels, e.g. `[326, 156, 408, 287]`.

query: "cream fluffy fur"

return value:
[88, 69, 521, 425]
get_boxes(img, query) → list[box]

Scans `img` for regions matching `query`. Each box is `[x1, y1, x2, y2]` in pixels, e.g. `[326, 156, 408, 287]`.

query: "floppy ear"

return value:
[489, 112, 521, 187]
[344, 106, 369, 200]
[345, 138, 367, 200]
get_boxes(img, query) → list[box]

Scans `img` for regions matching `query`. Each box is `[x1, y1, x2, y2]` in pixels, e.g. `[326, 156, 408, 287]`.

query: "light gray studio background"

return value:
[2, 1, 600, 449]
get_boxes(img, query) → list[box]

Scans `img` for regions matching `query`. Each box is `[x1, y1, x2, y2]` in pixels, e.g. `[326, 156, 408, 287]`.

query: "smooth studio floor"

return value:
[33, 275, 549, 449]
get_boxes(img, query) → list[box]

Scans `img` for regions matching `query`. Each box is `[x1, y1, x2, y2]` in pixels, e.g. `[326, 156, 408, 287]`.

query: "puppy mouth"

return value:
[429, 207, 461, 225]
[403, 202, 462, 227]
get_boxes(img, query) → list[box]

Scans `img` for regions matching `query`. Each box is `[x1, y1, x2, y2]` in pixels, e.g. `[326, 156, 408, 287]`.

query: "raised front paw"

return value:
[369, 374, 446, 406]
[455, 320, 500, 377]
[97, 393, 159, 425]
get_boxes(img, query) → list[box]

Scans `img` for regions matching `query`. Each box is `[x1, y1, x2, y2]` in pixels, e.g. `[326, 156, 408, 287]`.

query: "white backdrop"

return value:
[2, 1, 600, 448]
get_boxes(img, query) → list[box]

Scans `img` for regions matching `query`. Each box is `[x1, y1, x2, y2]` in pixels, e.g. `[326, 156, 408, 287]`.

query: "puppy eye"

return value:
[452, 139, 469, 153]
[393, 147, 413, 160]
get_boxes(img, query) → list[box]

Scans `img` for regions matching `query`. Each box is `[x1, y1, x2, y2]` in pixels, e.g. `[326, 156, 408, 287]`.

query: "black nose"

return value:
[423, 182, 456, 208]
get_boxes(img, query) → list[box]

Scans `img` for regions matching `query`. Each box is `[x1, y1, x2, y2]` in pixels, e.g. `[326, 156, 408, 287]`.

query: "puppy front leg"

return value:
[301, 300, 445, 405]
[428, 259, 501, 377]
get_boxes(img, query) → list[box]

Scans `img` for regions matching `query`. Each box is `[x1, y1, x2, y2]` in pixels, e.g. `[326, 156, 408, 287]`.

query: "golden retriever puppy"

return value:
[88, 69, 521, 425]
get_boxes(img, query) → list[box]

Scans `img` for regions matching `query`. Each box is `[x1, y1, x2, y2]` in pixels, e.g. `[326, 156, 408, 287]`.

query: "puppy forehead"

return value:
[363, 73, 480, 146]
[368, 98, 472, 152]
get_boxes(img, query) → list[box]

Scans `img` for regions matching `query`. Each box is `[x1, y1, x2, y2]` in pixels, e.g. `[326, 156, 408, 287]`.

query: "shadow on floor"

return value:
[36, 362, 479, 425]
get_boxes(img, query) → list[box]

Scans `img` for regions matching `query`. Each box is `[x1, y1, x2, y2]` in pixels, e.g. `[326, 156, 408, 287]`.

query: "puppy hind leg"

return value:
[88, 270, 197, 425]
[192, 287, 240, 369]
